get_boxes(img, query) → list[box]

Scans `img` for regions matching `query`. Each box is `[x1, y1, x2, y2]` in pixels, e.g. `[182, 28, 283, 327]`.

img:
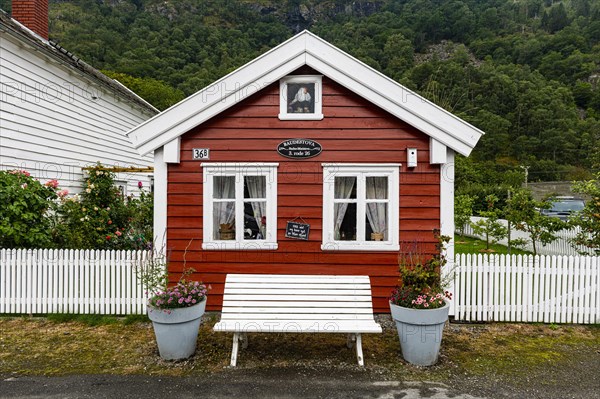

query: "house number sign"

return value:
[277, 139, 322, 159]
[192, 148, 210, 160]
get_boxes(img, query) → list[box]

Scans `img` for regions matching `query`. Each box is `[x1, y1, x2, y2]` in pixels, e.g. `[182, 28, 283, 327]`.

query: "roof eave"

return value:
[128, 30, 483, 157]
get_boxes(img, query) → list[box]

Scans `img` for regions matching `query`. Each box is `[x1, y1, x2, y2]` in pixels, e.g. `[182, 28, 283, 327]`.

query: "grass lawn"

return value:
[0, 314, 598, 389]
[454, 235, 532, 255]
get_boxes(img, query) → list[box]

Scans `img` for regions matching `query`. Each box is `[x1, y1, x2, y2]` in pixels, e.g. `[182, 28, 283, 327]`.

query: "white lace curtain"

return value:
[366, 177, 388, 240]
[213, 176, 235, 239]
[333, 177, 356, 240]
[245, 176, 266, 238]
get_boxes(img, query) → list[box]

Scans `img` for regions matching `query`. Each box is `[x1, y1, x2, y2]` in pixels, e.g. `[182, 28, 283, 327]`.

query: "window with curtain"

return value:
[322, 164, 399, 251]
[203, 163, 278, 250]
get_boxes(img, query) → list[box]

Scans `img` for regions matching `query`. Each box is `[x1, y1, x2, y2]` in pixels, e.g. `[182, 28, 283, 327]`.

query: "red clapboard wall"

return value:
[166, 70, 441, 313]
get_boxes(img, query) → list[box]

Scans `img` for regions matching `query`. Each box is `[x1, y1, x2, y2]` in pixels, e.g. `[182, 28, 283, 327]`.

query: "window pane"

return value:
[244, 176, 266, 199]
[366, 203, 388, 241]
[366, 176, 388, 199]
[244, 202, 266, 240]
[334, 176, 356, 199]
[334, 203, 356, 241]
[287, 83, 315, 114]
[213, 202, 235, 240]
[214, 176, 235, 199]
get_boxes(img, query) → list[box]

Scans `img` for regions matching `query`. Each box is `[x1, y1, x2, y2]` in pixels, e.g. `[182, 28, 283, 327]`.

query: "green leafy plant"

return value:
[505, 190, 566, 255]
[0, 170, 60, 248]
[390, 230, 452, 309]
[147, 268, 208, 311]
[143, 240, 208, 311]
[470, 194, 508, 251]
[570, 173, 600, 255]
[54, 164, 153, 250]
[455, 194, 475, 237]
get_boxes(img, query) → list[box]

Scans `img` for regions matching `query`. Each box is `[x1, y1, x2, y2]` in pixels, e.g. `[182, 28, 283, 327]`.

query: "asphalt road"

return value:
[0, 371, 484, 399]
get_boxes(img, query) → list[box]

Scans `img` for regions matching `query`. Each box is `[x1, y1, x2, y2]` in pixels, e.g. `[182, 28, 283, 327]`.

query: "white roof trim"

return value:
[127, 31, 483, 157]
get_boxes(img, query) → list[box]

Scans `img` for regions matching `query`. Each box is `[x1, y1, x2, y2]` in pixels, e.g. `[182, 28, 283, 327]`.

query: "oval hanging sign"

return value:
[277, 139, 322, 159]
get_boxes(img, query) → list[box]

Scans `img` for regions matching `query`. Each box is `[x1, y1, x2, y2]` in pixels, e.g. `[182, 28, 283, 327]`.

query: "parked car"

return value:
[540, 197, 585, 221]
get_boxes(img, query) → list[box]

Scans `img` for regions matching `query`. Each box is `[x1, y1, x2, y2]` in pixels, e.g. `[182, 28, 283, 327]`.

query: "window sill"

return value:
[320, 242, 400, 252]
[278, 113, 324, 121]
[202, 242, 279, 251]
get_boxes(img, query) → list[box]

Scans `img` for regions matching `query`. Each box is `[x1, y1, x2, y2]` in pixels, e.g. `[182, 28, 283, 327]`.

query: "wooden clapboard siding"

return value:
[167, 72, 440, 313]
[0, 31, 155, 193]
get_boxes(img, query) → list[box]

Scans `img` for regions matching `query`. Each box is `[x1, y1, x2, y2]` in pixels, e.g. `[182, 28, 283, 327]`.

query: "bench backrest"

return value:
[219, 274, 378, 324]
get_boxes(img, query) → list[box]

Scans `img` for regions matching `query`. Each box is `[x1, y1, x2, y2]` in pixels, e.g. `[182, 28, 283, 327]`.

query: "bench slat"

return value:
[221, 300, 375, 309]
[214, 320, 382, 333]
[220, 313, 376, 320]
[222, 306, 374, 314]
[222, 294, 373, 301]
[225, 282, 373, 289]
[224, 288, 373, 296]
[226, 275, 370, 283]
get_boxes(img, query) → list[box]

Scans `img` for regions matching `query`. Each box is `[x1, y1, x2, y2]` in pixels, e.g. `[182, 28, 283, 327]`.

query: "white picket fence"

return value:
[459, 216, 596, 256]
[0, 248, 150, 315]
[453, 253, 600, 324]
[2, 248, 599, 324]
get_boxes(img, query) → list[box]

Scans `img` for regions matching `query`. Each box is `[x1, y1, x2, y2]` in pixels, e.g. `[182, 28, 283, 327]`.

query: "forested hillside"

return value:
[2, 0, 599, 185]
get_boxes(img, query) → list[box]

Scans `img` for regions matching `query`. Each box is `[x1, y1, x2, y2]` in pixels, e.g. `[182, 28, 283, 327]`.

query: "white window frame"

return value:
[322, 164, 400, 251]
[279, 75, 323, 121]
[202, 163, 278, 250]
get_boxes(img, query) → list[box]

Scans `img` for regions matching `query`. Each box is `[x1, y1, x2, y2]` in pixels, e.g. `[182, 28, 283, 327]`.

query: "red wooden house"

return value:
[127, 31, 483, 313]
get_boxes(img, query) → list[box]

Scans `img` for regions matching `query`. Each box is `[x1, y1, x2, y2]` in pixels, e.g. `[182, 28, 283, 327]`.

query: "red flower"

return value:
[106, 235, 111, 240]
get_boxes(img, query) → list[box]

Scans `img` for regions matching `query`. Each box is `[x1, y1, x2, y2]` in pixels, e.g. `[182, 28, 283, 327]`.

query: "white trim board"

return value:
[127, 31, 483, 158]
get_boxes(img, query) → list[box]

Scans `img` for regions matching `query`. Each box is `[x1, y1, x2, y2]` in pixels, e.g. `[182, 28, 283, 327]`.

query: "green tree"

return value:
[102, 71, 185, 111]
[570, 173, 600, 254]
[470, 194, 508, 250]
[505, 190, 566, 255]
[455, 194, 475, 237]
[54, 164, 153, 250]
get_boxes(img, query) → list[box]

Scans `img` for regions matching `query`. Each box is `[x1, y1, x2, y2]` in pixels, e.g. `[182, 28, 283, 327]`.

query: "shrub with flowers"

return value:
[0, 169, 59, 248]
[54, 164, 153, 250]
[389, 229, 452, 310]
[148, 277, 208, 310]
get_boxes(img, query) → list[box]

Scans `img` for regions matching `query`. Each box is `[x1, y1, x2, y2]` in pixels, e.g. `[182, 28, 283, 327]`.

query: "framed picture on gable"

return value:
[279, 75, 323, 120]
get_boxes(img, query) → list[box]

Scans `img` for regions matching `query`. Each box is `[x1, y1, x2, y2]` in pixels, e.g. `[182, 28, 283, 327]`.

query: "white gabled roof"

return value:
[127, 30, 483, 156]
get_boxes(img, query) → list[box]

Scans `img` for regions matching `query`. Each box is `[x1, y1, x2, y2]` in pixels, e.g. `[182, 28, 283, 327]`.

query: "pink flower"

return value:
[178, 298, 184, 304]
[138, 181, 143, 189]
[45, 179, 59, 188]
[115, 231, 122, 237]
[10, 170, 30, 177]
[57, 189, 69, 198]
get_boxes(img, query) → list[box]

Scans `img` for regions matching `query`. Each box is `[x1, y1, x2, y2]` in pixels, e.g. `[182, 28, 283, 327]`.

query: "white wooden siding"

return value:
[0, 32, 156, 194]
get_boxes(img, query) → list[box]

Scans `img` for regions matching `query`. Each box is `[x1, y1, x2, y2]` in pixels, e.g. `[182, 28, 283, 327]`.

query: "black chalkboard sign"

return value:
[277, 139, 322, 159]
[285, 221, 310, 240]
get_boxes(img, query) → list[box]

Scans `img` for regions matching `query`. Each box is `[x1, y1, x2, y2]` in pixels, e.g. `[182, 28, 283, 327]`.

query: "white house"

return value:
[0, 0, 158, 195]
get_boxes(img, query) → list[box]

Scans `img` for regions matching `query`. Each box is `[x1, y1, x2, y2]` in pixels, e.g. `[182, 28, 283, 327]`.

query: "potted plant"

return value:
[389, 230, 452, 366]
[137, 247, 208, 360]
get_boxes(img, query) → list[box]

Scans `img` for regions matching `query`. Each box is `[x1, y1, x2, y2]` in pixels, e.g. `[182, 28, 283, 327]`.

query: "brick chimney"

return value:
[11, 0, 49, 40]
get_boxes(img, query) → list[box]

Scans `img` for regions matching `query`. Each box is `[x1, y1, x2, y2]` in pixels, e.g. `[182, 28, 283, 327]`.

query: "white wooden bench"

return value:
[213, 274, 382, 367]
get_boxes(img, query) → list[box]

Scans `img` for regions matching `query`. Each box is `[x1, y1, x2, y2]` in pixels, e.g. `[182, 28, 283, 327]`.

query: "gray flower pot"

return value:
[389, 301, 449, 366]
[147, 298, 207, 360]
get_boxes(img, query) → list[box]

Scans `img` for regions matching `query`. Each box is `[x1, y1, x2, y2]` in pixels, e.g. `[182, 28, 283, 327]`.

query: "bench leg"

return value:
[230, 332, 240, 367]
[346, 333, 356, 349]
[240, 333, 248, 349]
[355, 333, 364, 367]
